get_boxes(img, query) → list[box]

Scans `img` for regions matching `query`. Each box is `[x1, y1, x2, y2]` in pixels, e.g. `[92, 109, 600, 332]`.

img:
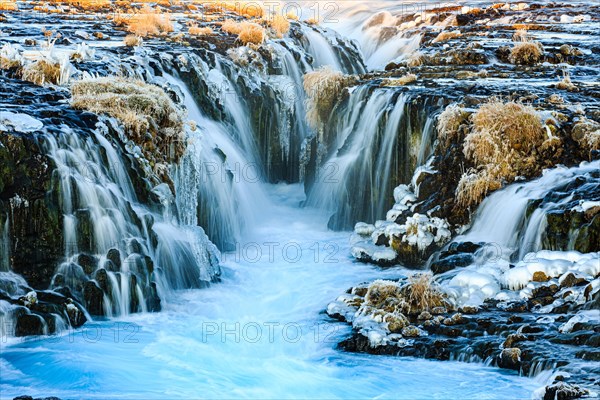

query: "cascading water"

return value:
[39, 122, 220, 320]
[307, 88, 411, 229]
[0, 4, 572, 398]
[167, 72, 269, 250]
[456, 160, 600, 260]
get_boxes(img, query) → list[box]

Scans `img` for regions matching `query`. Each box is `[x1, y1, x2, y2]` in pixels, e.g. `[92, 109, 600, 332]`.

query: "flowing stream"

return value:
[0, 8, 555, 397]
[0, 184, 537, 399]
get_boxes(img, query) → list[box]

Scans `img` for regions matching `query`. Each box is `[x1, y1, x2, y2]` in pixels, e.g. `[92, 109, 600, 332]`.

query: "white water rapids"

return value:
[0, 184, 537, 399]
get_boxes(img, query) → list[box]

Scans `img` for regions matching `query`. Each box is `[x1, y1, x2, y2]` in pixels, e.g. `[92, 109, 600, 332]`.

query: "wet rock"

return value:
[543, 382, 588, 400]
[83, 281, 104, 316]
[77, 253, 98, 275]
[498, 348, 521, 370]
[402, 325, 420, 337]
[559, 272, 587, 288]
[431, 253, 473, 275]
[532, 271, 550, 282]
[15, 312, 44, 336]
[106, 248, 121, 269]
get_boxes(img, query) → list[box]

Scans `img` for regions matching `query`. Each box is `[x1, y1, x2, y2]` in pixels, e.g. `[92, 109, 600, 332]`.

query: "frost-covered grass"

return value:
[123, 34, 142, 47]
[454, 99, 559, 207]
[556, 72, 577, 91]
[70, 77, 185, 162]
[571, 118, 600, 154]
[303, 66, 357, 129]
[436, 103, 468, 148]
[22, 59, 62, 85]
[509, 41, 544, 65]
[400, 273, 447, 315]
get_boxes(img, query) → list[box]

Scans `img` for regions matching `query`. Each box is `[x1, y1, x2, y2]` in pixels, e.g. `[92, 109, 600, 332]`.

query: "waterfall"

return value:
[40, 121, 220, 318]
[167, 73, 269, 250]
[307, 88, 408, 229]
[1, 214, 9, 272]
[456, 160, 600, 260]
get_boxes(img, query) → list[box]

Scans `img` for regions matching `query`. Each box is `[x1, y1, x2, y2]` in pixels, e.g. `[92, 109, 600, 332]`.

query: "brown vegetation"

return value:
[70, 77, 186, 163]
[22, 59, 62, 85]
[509, 41, 543, 65]
[303, 66, 357, 129]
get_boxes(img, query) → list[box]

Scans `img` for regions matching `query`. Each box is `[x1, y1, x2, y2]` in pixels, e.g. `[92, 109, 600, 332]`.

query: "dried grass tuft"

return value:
[380, 73, 417, 87]
[399, 274, 447, 315]
[303, 66, 357, 129]
[267, 14, 290, 38]
[22, 59, 62, 85]
[509, 41, 543, 65]
[124, 34, 143, 47]
[124, 6, 173, 37]
[70, 77, 186, 163]
[432, 30, 461, 43]
[0, 0, 17, 11]
[456, 99, 547, 207]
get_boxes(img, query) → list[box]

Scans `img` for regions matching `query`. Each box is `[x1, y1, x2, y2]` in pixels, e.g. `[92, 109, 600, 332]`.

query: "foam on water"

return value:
[0, 185, 537, 399]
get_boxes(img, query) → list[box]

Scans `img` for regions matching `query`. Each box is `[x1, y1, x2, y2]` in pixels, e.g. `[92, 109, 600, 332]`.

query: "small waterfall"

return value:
[320, 7, 422, 70]
[300, 26, 344, 71]
[416, 116, 436, 167]
[167, 73, 269, 250]
[307, 88, 408, 229]
[40, 120, 220, 318]
[456, 160, 600, 260]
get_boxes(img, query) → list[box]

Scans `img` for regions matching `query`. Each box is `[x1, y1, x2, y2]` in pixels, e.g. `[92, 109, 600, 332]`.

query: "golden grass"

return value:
[286, 11, 299, 21]
[432, 30, 461, 43]
[303, 66, 357, 129]
[221, 19, 243, 35]
[364, 281, 400, 310]
[436, 104, 468, 146]
[455, 99, 556, 207]
[0, 56, 21, 70]
[124, 34, 142, 47]
[267, 14, 290, 38]
[70, 77, 185, 162]
[455, 167, 503, 208]
[237, 22, 265, 44]
[399, 274, 447, 315]
[305, 18, 319, 25]
[188, 24, 213, 36]
[380, 73, 417, 87]
[51, 0, 111, 10]
[0, 0, 17, 11]
[221, 20, 265, 44]
[125, 6, 173, 37]
[22, 59, 62, 85]
[509, 41, 543, 65]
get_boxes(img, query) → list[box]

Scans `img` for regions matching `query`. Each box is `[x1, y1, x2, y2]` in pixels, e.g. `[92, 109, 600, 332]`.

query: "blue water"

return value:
[0, 185, 537, 399]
